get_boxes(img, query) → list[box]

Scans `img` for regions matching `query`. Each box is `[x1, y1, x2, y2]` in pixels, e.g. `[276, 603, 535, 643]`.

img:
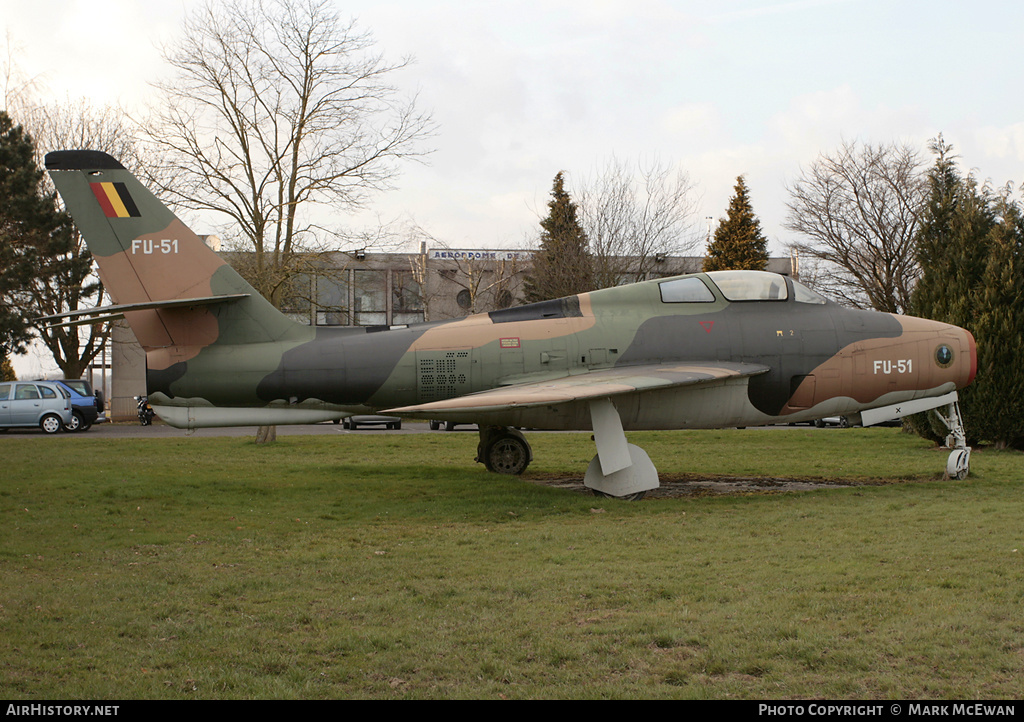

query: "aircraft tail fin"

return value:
[45, 150, 296, 351]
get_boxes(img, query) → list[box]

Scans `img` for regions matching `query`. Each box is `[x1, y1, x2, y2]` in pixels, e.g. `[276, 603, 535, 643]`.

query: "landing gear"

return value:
[584, 398, 660, 500]
[477, 426, 532, 475]
[473, 401, 661, 501]
[933, 399, 971, 480]
[584, 442, 659, 500]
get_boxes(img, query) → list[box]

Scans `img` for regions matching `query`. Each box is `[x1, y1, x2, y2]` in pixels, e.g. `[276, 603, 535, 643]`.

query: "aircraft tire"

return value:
[947, 449, 970, 480]
[483, 434, 531, 475]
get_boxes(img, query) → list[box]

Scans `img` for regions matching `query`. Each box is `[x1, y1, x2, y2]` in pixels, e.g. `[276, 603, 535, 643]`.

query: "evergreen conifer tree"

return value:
[703, 176, 769, 272]
[0, 111, 73, 356]
[523, 172, 594, 302]
[967, 193, 1024, 448]
[912, 137, 993, 328]
[910, 137, 1024, 449]
[0, 354, 16, 381]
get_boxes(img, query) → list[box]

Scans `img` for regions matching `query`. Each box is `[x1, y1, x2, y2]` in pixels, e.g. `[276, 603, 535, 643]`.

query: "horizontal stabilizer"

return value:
[36, 294, 250, 328]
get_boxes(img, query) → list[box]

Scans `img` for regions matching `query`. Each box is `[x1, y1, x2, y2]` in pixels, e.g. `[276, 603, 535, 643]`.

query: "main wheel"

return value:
[40, 414, 64, 434]
[429, 420, 441, 430]
[484, 434, 531, 475]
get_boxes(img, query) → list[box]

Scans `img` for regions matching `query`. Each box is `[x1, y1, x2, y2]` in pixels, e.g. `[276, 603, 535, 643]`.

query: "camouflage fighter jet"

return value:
[43, 150, 976, 499]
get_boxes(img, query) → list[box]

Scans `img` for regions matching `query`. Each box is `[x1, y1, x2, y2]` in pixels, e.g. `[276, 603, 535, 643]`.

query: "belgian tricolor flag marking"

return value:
[90, 182, 141, 218]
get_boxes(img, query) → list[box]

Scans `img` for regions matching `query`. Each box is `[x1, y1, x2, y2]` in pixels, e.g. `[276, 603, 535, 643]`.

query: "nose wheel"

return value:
[946, 447, 971, 481]
[933, 398, 971, 480]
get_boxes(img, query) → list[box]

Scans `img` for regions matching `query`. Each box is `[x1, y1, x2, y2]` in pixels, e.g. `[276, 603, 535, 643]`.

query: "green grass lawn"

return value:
[1, 428, 1022, 699]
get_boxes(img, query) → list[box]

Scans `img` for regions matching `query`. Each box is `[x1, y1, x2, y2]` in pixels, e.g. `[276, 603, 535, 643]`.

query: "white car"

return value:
[815, 416, 852, 428]
[340, 415, 402, 430]
[0, 381, 74, 434]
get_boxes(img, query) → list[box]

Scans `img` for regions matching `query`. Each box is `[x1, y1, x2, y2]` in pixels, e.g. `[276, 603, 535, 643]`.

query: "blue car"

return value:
[43, 380, 102, 432]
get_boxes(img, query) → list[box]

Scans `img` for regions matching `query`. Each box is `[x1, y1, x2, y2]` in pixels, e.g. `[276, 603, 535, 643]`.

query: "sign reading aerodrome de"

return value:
[428, 249, 532, 261]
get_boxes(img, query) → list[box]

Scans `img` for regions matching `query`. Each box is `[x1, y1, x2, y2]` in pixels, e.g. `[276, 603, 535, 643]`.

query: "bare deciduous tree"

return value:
[1, 33, 43, 115]
[784, 140, 927, 314]
[146, 0, 433, 443]
[145, 0, 434, 307]
[575, 157, 700, 286]
[4, 33, 146, 379]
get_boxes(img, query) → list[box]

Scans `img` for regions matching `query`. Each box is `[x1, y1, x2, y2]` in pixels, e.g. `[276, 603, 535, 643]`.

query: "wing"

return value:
[385, 361, 769, 416]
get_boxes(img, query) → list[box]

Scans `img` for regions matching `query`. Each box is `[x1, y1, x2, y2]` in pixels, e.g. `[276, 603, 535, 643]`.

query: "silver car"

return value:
[0, 381, 74, 434]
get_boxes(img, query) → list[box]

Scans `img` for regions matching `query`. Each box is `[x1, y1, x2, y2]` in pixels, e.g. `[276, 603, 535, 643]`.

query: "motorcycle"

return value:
[135, 395, 156, 426]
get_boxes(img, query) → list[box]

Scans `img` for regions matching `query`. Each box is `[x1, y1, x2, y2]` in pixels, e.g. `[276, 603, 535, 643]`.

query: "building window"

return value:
[280, 273, 313, 324]
[392, 270, 424, 324]
[353, 269, 386, 325]
[316, 272, 350, 325]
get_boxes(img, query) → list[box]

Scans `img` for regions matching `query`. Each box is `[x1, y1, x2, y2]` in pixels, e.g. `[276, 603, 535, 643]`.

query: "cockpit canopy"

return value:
[659, 271, 827, 305]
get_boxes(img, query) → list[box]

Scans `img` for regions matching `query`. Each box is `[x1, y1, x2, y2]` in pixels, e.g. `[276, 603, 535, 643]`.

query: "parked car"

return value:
[338, 415, 402, 430]
[815, 416, 852, 428]
[0, 381, 73, 433]
[57, 378, 104, 417]
[35, 378, 106, 430]
[429, 420, 475, 431]
[48, 380, 99, 432]
[814, 415, 900, 428]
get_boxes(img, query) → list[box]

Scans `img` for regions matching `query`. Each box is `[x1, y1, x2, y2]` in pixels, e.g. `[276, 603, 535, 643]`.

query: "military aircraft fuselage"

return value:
[144, 271, 975, 432]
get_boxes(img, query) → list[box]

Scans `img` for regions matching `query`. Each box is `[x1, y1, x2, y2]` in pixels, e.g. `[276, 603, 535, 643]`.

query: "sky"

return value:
[5, 0, 1024, 373]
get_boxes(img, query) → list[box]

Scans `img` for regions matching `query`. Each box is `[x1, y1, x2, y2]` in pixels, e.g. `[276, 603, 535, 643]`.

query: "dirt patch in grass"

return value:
[523, 472, 923, 498]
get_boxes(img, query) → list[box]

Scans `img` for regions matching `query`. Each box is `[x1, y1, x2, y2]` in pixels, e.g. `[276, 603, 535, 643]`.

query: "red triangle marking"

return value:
[699, 321, 714, 333]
